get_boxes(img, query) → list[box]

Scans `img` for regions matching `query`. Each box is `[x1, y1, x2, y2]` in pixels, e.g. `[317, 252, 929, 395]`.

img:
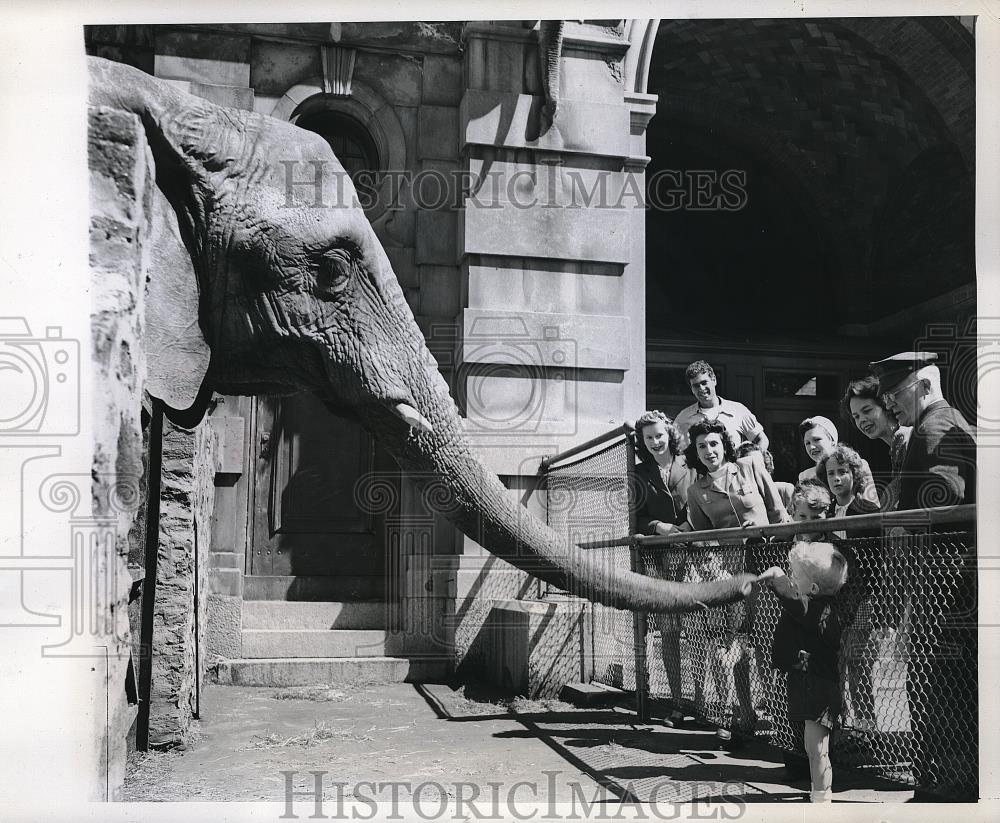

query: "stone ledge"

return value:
[461, 203, 630, 264]
[458, 308, 630, 371]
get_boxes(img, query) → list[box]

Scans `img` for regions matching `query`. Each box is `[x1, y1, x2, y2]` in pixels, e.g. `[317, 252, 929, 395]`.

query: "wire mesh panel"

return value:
[641, 528, 977, 800]
[544, 432, 635, 689]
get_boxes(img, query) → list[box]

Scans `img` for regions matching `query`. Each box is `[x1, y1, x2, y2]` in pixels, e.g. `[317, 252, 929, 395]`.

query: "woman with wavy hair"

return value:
[816, 443, 879, 735]
[840, 375, 911, 511]
[682, 420, 790, 745]
[632, 410, 692, 727]
[684, 420, 789, 533]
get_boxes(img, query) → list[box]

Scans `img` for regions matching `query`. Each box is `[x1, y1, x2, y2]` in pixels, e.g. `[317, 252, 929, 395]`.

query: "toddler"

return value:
[759, 542, 849, 803]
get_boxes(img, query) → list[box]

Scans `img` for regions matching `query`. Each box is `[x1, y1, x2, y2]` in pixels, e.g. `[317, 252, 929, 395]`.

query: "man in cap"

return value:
[869, 351, 975, 510]
[868, 350, 977, 801]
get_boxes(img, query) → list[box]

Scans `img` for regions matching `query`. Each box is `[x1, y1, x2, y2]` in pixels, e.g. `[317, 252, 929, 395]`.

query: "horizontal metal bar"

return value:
[577, 536, 633, 550]
[635, 504, 976, 548]
[538, 423, 633, 472]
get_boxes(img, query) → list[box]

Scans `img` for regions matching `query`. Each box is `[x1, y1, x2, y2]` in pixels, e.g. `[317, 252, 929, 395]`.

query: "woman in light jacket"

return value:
[682, 419, 790, 746]
[684, 420, 789, 533]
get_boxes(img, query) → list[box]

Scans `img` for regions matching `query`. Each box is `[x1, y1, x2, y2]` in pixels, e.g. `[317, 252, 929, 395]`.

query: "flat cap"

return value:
[868, 351, 938, 391]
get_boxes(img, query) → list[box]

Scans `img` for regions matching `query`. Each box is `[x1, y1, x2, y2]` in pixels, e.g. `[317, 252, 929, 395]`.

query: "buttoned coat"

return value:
[632, 455, 692, 535]
[686, 452, 789, 532]
[896, 399, 976, 511]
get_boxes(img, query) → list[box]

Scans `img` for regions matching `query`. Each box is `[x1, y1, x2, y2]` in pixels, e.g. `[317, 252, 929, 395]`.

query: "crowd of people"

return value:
[629, 353, 977, 803]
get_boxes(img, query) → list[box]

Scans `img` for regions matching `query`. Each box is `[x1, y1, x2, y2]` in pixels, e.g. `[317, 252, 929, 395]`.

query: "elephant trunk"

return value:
[360, 306, 754, 613]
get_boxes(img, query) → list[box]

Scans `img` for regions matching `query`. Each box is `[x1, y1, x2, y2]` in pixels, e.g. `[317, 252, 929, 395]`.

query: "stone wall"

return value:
[88, 105, 151, 798]
[148, 418, 218, 746]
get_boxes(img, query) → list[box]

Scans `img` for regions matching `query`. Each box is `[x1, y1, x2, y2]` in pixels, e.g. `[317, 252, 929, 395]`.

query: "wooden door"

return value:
[249, 392, 394, 600]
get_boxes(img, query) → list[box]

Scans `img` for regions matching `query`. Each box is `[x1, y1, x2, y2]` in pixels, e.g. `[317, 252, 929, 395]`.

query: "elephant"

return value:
[88, 56, 754, 613]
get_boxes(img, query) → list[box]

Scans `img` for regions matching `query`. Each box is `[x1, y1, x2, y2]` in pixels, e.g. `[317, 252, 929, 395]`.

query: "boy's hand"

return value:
[757, 566, 785, 582]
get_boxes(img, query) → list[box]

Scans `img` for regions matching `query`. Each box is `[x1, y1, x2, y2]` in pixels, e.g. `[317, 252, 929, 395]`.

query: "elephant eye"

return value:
[314, 247, 355, 298]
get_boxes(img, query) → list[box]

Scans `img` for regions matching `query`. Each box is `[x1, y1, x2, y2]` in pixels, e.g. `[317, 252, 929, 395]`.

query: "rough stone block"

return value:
[154, 31, 251, 87]
[560, 50, 625, 104]
[206, 594, 242, 661]
[373, 204, 417, 250]
[416, 159, 462, 211]
[461, 90, 630, 158]
[465, 258, 624, 315]
[88, 105, 151, 800]
[458, 308, 630, 371]
[422, 54, 462, 106]
[461, 200, 630, 264]
[418, 105, 460, 161]
[209, 567, 242, 597]
[466, 158, 640, 212]
[250, 39, 320, 97]
[355, 50, 423, 106]
[418, 265, 461, 318]
[482, 37, 527, 94]
[148, 420, 218, 747]
[188, 82, 255, 111]
[384, 245, 418, 288]
[415, 210, 457, 265]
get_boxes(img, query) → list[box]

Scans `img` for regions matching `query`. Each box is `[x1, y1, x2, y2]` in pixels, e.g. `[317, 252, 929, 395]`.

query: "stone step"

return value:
[209, 552, 241, 569]
[243, 575, 384, 601]
[241, 629, 390, 658]
[242, 600, 390, 630]
[215, 656, 449, 687]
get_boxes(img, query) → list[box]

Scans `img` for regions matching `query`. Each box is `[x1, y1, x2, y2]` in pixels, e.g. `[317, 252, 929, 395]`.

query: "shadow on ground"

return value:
[124, 682, 913, 805]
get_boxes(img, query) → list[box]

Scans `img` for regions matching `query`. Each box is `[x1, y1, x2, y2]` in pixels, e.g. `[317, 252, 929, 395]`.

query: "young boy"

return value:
[759, 542, 849, 803]
[789, 482, 833, 542]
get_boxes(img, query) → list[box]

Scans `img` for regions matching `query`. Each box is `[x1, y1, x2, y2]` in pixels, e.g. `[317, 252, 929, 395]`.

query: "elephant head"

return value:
[88, 56, 753, 612]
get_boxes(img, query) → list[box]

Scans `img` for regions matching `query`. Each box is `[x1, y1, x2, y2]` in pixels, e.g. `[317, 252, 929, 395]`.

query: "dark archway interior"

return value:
[644, 17, 975, 345]
[645, 125, 837, 337]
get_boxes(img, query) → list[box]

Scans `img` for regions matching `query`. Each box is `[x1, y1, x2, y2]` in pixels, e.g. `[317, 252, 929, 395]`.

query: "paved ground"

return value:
[124, 682, 912, 806]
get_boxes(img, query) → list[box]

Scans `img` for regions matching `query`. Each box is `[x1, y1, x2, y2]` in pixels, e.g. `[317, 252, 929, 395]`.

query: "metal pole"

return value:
[539, 423, 632, 472]
[624, 434, 649, 722]
[135, 399, 164, 751]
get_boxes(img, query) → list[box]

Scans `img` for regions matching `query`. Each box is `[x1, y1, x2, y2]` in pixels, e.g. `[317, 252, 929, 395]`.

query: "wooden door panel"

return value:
[271, 393, 373, 534]
[250, 393, 391, 592]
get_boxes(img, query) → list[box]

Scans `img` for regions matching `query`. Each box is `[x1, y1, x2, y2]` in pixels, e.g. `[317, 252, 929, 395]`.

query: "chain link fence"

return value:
[640, 528, 976, 799]
[541, 427, 639, 691]
[538, 429, 977, 800]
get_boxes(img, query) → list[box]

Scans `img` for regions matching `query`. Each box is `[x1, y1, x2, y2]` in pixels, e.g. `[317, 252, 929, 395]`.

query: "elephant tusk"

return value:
[392, 402, 434, 433]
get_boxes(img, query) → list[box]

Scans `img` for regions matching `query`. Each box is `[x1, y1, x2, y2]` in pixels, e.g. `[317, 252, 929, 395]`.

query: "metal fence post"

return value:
[136, 398, 164, 751]
[625, 433, 649, 722]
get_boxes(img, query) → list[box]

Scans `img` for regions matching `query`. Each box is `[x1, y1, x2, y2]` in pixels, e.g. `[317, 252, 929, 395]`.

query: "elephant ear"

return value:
[144, 186, 211, 415]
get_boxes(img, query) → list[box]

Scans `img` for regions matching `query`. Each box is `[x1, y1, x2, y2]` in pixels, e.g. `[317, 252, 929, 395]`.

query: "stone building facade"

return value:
[85, 18, 975, 798]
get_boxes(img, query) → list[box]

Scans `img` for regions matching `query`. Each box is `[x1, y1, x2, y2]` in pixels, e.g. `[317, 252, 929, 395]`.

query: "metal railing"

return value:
[537, 429, 978, 800]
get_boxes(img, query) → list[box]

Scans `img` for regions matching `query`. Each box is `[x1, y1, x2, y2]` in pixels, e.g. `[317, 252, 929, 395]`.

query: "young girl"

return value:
[797, 416, 879, 505]
[759, 542, 850, 803]
[817, 444, 880, 531]
[817, 444, 879, 732]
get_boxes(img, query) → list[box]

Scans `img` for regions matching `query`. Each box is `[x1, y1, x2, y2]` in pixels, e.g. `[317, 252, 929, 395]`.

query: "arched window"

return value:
[294, 109, 381, 199]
